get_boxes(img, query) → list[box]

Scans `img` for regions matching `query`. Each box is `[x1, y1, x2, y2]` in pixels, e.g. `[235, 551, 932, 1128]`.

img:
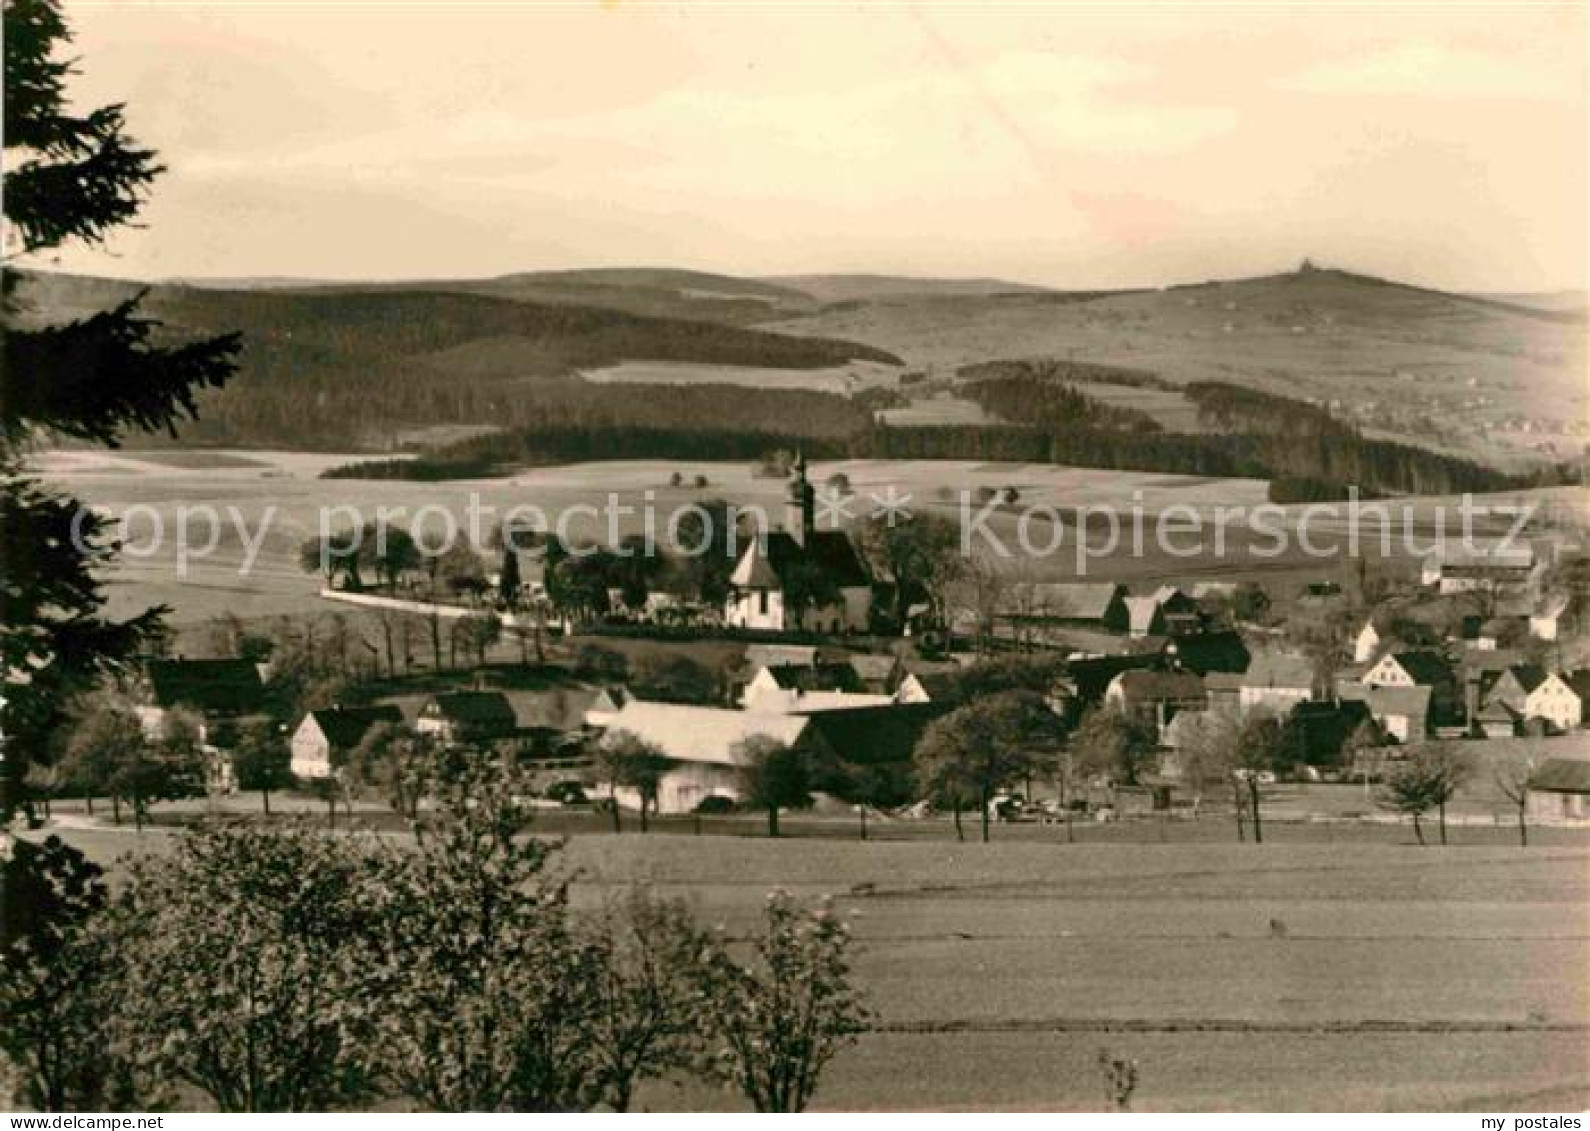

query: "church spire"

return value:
[786, 450, 815, 545]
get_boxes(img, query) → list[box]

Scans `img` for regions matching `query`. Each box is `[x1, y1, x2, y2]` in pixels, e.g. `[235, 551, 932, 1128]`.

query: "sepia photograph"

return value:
[2, 0, 1588, 1116]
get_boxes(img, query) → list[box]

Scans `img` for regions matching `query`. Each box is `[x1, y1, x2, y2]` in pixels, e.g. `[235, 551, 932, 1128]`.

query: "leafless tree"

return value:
[1494, 757, 1537, 847]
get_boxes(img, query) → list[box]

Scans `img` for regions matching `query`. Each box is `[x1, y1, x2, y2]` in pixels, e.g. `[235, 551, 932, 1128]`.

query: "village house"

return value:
[1236, 651, 1317, 717]
[501, 686, 617, 757]
[290, 704, 404, 780]
[1104, 670, 1207, 737]
[1362, 649, 1460, 724]
[1525, 758, 1590, 821]
[996, 581, 1130, 638]
[596, 701, 815, 814]
[1363, 649, 1454, 690]
[1473, 697, 1524, 739]
[415, 690, 519, 746]
[737, 662, 859, 708]
[1421, 544, 1535, 595]
[1337, 684, 1431, 744]
[134, 657, 270, 746]
[799, 703, 949, 807]
[1478, 664, 1583, 734]
[723, 455, 872, 633]
[1149, 586, 1204, 636]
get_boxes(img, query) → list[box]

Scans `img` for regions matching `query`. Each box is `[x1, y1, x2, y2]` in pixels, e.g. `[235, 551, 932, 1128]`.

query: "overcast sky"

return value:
[34, 1, 1589, 292]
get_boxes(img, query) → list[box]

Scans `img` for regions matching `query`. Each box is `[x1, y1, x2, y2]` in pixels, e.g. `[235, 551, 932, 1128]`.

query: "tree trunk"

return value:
[1438, 800, 1448, 845]
[111, 794, 122, 825]
[952, 801, 964, 842]
[1232, 778, 1246, 843]
[1517, 802, 1529, 847]
[262, 788, 271, 816]
[859, 805, 868, 841]
[980, 787, 991, 843]
[639, 796, 650, 833]
[85, 794, 94, 816]
[610, 785, 622, 833]
[768, 805, 780, 838]
[1411, 812, 1424, 845]
[1248, 778, 1263, 844]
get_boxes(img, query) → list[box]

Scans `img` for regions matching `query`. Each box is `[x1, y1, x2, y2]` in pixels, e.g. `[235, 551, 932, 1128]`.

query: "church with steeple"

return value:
[723, 454, 873, 633]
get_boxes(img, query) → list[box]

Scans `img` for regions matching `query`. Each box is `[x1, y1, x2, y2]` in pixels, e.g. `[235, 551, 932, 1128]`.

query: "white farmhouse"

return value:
[595, 702, 814, 814]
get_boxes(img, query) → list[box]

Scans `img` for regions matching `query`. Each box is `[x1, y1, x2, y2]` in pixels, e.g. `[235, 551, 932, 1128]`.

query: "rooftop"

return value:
[601, 701, 811, 765]
[1529, 758, 1590, 794]
[145, 658, 267, 715]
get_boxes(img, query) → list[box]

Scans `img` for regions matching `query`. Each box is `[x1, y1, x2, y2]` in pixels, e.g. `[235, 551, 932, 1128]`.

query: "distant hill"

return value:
[763, 265, 1588, 470]
[170, 266, 818, 326]
[21, 262, 1583, 472]
[14, 270, 897, 449]
[1471, 289, 1587, 315]
[765, 273, 1059, 303]
[501, 267, 806, 302]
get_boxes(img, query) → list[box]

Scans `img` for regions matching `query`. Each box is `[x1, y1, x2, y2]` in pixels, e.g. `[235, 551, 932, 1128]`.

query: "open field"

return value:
[579, 359, 898, 395]
[877, 393, 994, 426]
[28, 449, 1580, 629]
[28, 822, 1590, 1111]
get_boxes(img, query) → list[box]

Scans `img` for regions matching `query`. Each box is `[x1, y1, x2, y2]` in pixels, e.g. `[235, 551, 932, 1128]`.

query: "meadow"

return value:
[30, 821, 1590, 1111]
[579, 359, 896, 395]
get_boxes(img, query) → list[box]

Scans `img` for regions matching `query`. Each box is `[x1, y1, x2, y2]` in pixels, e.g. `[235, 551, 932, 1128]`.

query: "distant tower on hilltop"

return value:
[785, 451, 815, 546]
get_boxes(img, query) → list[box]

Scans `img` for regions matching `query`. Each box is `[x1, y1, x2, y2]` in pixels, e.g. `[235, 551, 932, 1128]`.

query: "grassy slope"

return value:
[765, 268, 1588, 469]
[28, 823, 1590, 1111]
[763, 273, 1064, 303]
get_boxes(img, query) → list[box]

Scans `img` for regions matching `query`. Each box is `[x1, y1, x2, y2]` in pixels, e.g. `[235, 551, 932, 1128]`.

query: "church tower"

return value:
[785, 451, 815, 546]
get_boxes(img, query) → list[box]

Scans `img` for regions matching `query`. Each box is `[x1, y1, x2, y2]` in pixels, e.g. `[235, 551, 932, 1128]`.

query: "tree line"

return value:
[1, 759, 868, 1113]
[326, 376, 1537, 499]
